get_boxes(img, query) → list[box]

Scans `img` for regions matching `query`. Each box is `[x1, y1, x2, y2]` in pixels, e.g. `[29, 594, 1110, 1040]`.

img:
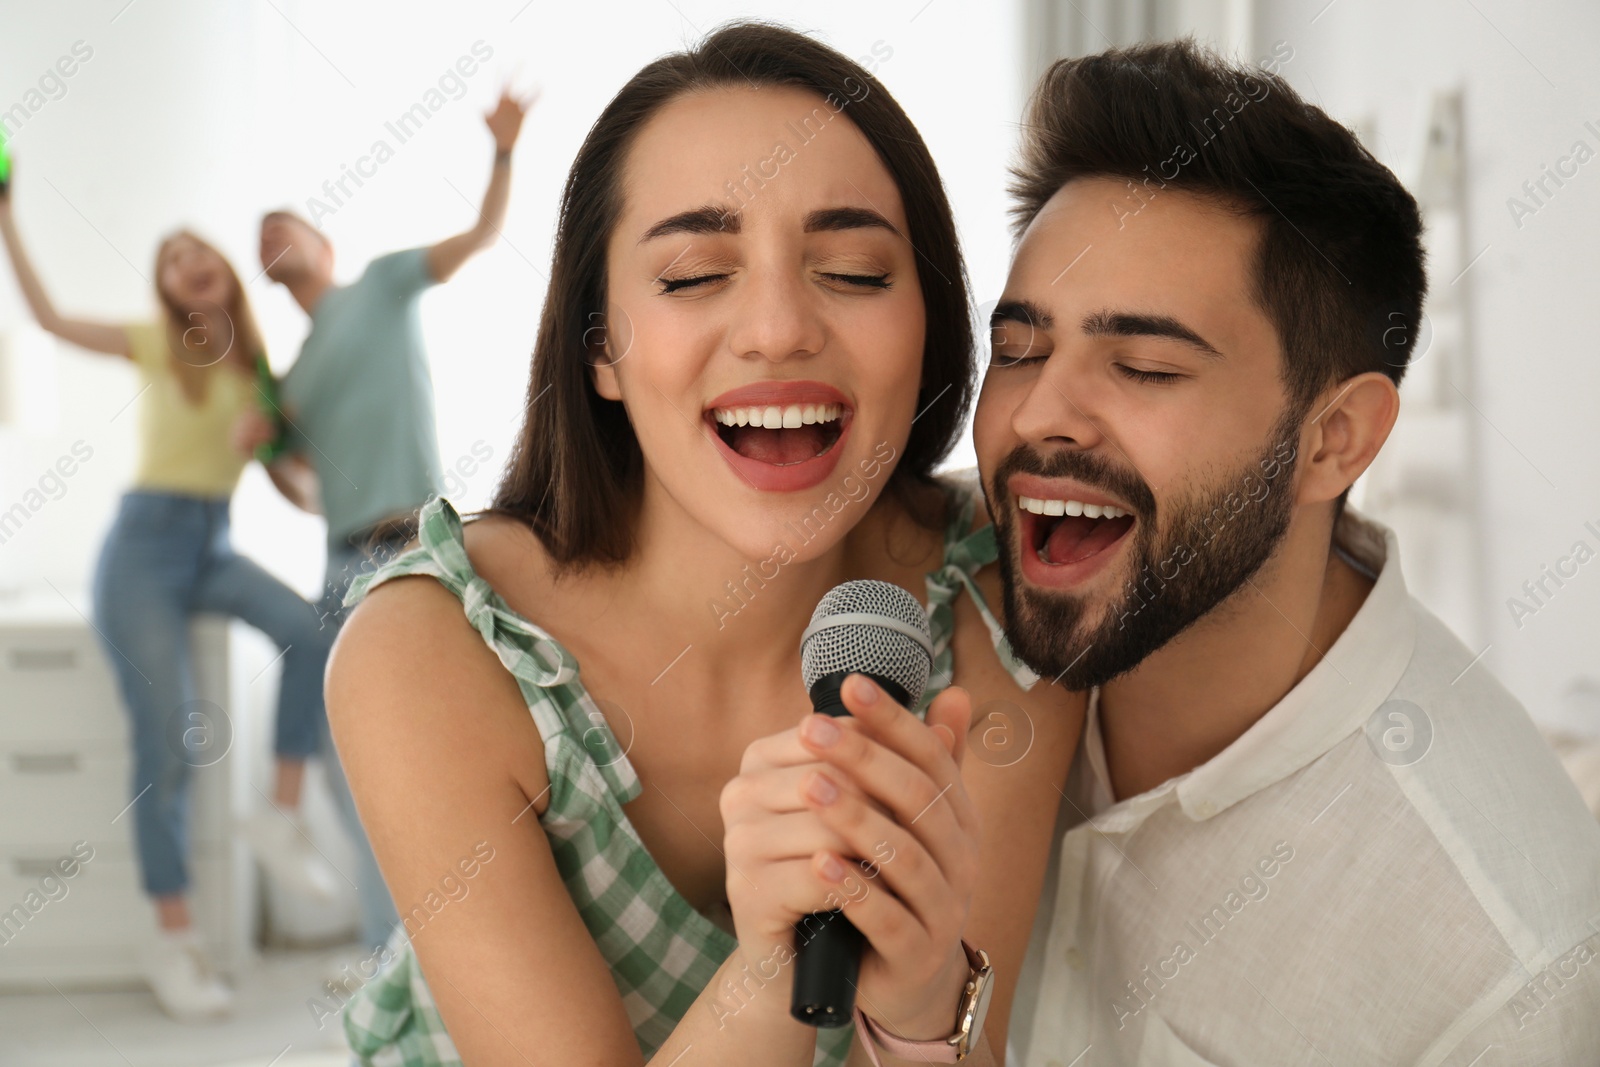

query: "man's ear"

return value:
[1295, 372, 1400, 506]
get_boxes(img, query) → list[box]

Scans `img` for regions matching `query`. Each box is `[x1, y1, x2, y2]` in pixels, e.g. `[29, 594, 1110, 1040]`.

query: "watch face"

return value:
[969, 973, 994, 1042]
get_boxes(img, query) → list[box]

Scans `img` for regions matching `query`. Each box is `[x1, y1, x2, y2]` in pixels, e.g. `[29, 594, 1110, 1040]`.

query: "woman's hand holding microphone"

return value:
[720, 674, 987, 1057]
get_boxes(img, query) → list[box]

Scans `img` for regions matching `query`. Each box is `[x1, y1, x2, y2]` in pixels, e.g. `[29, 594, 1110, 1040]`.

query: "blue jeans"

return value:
[92, 491, 335, 898]
[317, 536, 410, 951]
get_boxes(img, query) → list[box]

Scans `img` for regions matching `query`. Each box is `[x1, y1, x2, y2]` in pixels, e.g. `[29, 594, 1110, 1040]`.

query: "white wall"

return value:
[0, 2, 268, 598]
[18, 0, 1579, 731]
[0, 0, 1021, 604]
[1254, 0, 1600, 727]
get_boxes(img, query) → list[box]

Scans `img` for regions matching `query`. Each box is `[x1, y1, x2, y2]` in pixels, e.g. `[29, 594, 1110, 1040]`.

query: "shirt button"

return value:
[1196, 799, 1217, 818]
[1064, 946, 1085, 970]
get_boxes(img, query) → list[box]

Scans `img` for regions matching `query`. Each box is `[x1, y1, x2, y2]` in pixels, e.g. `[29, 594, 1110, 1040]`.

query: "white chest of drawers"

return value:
[0, 591, 256, 987]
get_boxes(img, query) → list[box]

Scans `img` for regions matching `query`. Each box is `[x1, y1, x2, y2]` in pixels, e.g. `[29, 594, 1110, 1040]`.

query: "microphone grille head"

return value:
[800, 580, 934, 704]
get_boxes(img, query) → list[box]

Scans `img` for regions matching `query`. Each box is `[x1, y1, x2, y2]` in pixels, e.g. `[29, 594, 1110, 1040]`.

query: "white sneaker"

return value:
[142, 929, 233, 1021]
[240, 805, 342, 902]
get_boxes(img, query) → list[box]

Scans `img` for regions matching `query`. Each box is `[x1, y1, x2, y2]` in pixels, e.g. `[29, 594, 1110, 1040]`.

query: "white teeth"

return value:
[709, 402, 844, 427]
[1017, 496, 1131, 521]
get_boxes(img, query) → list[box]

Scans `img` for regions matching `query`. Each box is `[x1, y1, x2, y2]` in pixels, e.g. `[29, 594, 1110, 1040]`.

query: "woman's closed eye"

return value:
[657, 272, 730, 294]
[656, 270, 893, 295]
[820, 272, 891, 290]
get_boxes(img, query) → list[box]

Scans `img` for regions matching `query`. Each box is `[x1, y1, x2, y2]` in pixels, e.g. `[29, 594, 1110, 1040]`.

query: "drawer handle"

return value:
[11, 753, 82, 774]
[7, 648, 79, 671]
[12, 858, 67, 879]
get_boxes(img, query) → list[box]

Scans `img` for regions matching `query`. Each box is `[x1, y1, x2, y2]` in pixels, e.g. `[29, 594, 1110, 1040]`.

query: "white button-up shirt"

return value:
[1009, 511, 1600, 1066]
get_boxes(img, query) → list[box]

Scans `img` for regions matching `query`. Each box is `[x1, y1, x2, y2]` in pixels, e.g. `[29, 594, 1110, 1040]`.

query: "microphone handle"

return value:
[789, 671, 914, 1028]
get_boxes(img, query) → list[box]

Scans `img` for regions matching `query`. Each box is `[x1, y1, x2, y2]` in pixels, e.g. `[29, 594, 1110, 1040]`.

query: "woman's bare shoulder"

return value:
[324, 565, 637, 1062]
[462, 512, 553, 587]
[328, 536, 552, 814]
[459, 511, 587, 630]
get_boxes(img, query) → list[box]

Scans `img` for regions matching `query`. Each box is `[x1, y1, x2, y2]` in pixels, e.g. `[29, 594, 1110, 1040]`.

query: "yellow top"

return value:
[127, 322, 253, 497]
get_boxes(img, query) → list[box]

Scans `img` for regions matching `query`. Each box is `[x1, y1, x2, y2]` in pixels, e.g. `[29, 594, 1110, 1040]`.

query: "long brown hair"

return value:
[154, 230, 267, 378]
[490, 21, 975, 569]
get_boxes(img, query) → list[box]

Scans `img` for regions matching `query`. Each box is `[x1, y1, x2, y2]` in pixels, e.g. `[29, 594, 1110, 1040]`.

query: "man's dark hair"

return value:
[1010, 38, 1427, 408]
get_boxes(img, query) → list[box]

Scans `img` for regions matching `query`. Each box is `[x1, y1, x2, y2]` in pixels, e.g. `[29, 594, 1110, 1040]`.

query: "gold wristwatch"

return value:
[852, 941, 994, 1064]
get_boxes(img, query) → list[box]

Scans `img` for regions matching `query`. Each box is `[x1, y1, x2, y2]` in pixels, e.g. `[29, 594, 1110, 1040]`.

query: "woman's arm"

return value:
[327, 576, 825, 1065]
[0, 189, 131, 358]
[942, 566, 1086, 1062]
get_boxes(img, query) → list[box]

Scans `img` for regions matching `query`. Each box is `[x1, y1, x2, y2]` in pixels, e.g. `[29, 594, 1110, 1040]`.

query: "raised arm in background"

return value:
[0, 168, 131, 358]
[425, 87, 536, 284]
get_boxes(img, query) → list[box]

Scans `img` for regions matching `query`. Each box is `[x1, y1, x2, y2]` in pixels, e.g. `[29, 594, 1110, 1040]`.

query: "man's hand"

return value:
[266, 453, 321, 515]
[484, 86, 537, 156]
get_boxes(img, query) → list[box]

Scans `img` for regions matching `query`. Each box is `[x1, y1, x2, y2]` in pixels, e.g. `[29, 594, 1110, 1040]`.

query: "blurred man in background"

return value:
[234, 87, 534, 957]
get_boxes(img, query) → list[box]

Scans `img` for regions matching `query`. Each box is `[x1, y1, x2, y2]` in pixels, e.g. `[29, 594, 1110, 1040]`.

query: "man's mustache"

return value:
[988, 445, 1158, 524]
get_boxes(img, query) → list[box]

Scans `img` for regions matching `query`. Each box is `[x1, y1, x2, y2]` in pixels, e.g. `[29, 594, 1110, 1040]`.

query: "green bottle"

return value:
[0, 126, 12, 194]
[253, 352, 287, 463]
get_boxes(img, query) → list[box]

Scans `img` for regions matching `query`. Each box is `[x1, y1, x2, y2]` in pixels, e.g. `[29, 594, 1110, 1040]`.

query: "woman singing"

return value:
[329, 22, 1083, 1066]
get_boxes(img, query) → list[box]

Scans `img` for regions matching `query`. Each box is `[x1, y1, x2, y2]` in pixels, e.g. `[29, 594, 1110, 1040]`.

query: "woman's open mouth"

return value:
[703, 383, 853, 493]
[1015, 490, 1137, 588]
[712, 402, 845, 464]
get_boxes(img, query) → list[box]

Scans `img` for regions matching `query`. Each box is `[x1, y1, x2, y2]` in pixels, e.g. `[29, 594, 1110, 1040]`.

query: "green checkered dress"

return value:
[339, 476, 1035, 1066]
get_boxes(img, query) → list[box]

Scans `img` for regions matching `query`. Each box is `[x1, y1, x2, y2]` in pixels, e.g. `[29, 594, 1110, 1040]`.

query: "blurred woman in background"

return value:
[0, 173, 338, 1021]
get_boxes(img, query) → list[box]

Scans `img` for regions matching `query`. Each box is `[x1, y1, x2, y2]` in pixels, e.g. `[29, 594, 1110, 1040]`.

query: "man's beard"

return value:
[988, 412, 1303, 689]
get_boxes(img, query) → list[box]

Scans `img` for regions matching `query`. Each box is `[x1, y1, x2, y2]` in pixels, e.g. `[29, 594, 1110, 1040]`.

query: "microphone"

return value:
[790, 580, 933, 1028]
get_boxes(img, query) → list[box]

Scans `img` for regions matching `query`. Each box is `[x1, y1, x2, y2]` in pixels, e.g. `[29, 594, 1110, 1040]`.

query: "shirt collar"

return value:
[1082, 507, 1416, 825]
